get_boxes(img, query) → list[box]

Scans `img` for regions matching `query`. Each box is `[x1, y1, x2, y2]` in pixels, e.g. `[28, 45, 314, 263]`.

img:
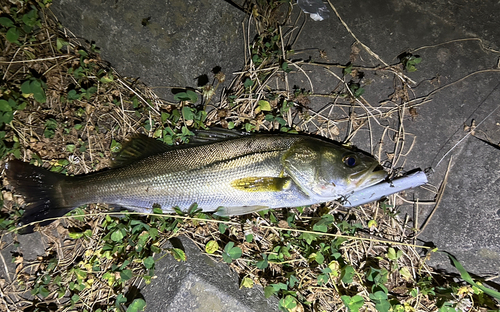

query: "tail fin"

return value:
[5, 160, 73, 233]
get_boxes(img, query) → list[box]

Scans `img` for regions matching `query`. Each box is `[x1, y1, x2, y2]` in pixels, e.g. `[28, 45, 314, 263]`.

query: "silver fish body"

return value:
[6, 131, 387, 231]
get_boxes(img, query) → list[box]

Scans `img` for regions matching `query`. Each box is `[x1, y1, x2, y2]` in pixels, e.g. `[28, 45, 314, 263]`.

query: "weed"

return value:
[0, 6, 41, 45]
[222, 242, 243, 263]
[398, 52, 422, 72]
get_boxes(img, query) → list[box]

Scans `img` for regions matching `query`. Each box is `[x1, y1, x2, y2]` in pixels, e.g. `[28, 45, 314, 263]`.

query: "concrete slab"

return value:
[144, 236, 279, 311]
[289, 0, 500, 280]
[0, 232, 47, 282]
[420, 136, 500, 277]
[51, 0, 246, 100]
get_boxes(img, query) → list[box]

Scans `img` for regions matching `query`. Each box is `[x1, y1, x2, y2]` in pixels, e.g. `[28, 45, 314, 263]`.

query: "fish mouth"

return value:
[351, 163, 387, 189]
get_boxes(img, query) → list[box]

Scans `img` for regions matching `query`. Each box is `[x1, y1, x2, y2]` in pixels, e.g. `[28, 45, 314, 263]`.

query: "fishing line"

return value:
[432, 81, 500, 169]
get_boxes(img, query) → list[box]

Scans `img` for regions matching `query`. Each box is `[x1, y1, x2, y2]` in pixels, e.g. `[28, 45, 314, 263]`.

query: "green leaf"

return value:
[120, 269, 133, 281]
[369, 290, 390, 312]
[300, 232, 317, 244]
[180, 125, 193, 138]
[22, 10, 39, 27]
[143, 256, 155, 269]
[174, 90, 198, 103]
[288, 275, 298, 289]
[111, 229, 125, 242]
[126, 299, 147, 312]
[244, 123, 255, 132]
[438, 306, 457, 312]
[341, 265, 355, 284]
[0, 111, 13, 126]
[281, 62, 291, 73]
[116, 294, 127, 306]
[315, 252, 325, 264]
[240, 277, 254, 288]
[110, 139, 122, 153]
[182, 106, 194, 120]
[279, 295, 297, 309]
[448, 253, 500, 300]
[66, 144, 76, 153]
[399, 266, 412, 280]
[100, 73, 114, 83]
[222, 252, 232, 263]
[0, 17, 14, 28]
[222, 242, 242, 263]
[228, 244, 242, 259]
[313, 214, 334, 233]
[366, 267, 389, 286]
[68, 229, 91, 239]
[71, 293, 80, 303]
[343, 62, 353, 76]
[264, 285, 276, 298]
[252, 54, 261, 64]
[244, 78, 254, 88]
[341, 295, 364, 312]
[205, 240, 219, 254]
[256, 256, 268, 270]
[219, 223, 227, 234]
[186, 90, 198, 102]
[79, 143, 87, 152]
[257, 100, 271, 111]
[56, 37, 69, 51]
[264, 114, 275, 122]
[33, 89, 47, 104]
[410, 57, 422, 65]
[0, 100, 12, 112]
[21, 80, 33, 94]
[170, 248, 186, 261]
[245, 234, 253, 243]
[354, 87, 364, 98]
[21, 79, 46, 103]
[387, 247, 402, 260]
[317, 273, 329, 285]
[273, 283, 288, 291]
[6, 27, 19, 43]
[43, 119, 58, 138]
[82, 86, 97, 100]
[38, 286, 50, 298]
[275, 116, 286, 126]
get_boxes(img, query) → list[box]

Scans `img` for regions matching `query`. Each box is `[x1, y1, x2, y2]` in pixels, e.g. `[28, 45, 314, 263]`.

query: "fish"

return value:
[5, 129, 387, 233]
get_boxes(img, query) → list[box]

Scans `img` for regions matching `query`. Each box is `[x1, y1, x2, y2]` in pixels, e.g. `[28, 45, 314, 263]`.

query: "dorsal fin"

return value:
[112, 134, 171, 168]
[112, 129, 250, 168]
[190, 128, 250, 144]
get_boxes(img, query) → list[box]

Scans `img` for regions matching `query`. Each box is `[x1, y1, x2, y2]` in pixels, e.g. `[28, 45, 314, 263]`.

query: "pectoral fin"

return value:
[231, 177, 292, 192]
[214, 205, 269, 216]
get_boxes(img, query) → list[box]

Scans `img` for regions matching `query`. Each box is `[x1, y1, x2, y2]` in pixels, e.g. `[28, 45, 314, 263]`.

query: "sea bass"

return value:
[5, 130, 387, 232]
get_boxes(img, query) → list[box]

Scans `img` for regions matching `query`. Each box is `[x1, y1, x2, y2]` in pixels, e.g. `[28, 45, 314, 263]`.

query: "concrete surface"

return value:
[5, 0, 500, 310]
[0, 232, 47, 282]
[287, 0, 500, 280]
[51, 0, 245, 100]
[143, 236, 278, 311]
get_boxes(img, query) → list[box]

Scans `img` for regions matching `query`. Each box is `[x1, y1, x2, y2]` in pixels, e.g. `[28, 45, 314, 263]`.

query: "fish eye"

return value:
[343, 155, 357, 167]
